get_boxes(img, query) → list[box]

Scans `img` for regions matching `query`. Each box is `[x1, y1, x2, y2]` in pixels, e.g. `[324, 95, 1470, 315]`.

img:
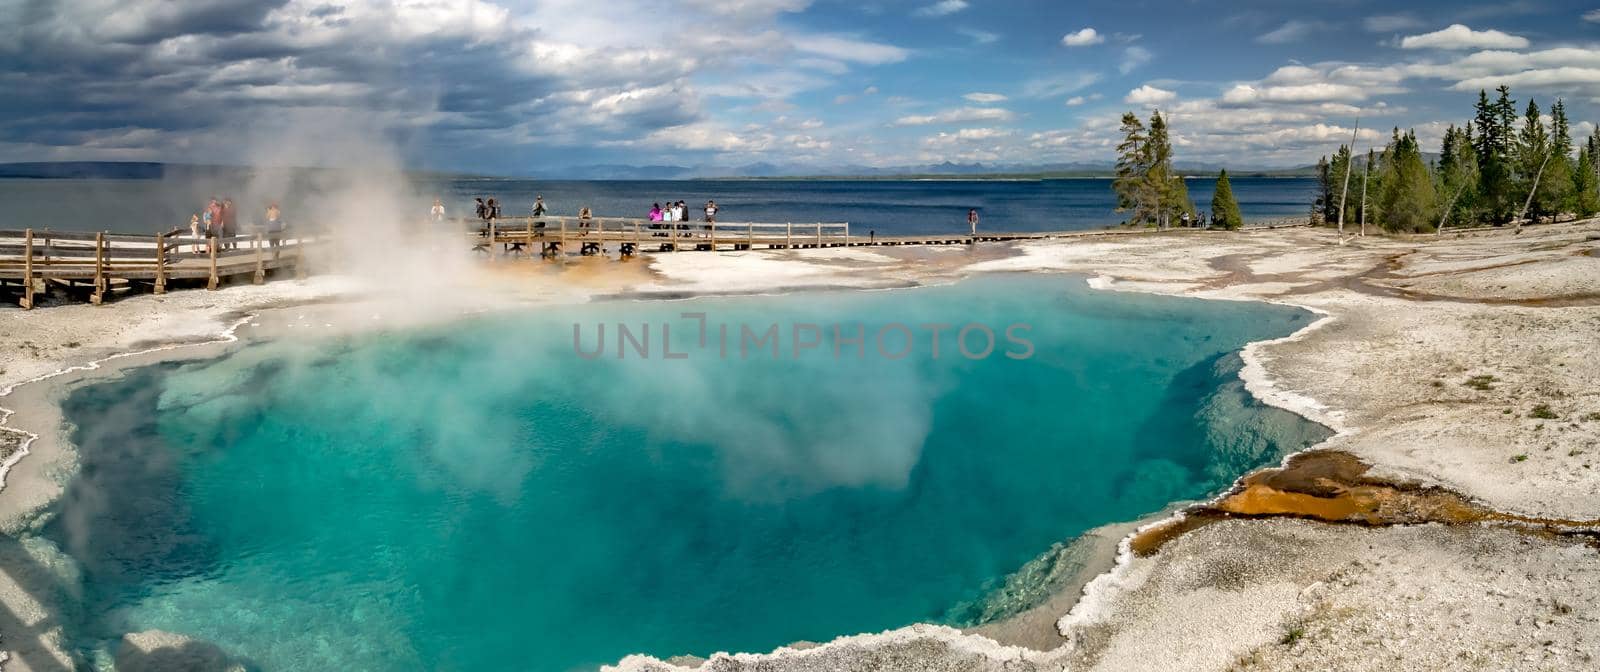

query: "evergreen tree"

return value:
[1112, 112, 1153, 225]
[1314, 155, 1333, 224]
[1516, 99, 1557, 221]
[1576, 146, 1600, 217]
[1111, 110, 1191, 227]
[1375, 128, 1437, 232]
[1580, 127, 1600, 216]
[1211, 169, 1243, 229]
[1361, 148, 1378, 232]
[1473, 87, 1516, 223]
[1436, 123, 1481, 230]
[1547, 99, 1576, 213]
[1323, 145, 1356, 225]
[1146, 111, 1194, 226]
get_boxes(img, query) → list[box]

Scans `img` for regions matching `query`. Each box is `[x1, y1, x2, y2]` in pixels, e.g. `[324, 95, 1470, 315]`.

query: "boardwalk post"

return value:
[155, 232, 167, 294]
[525, 219, 534, 257]
[294, 235, 307, 280]
[670, 218, 678, 251]
[91, 231, 106, 305]
[20, 228, 33, 309]
[207, 239, 220, 290]
[253, 233, 266, 284]
[815, 223, 822, 248]
[559, 218, 567, 258]
[844, 222, 850, 245]
[709, 221, 716, 251]
[488, 221, 497, 262]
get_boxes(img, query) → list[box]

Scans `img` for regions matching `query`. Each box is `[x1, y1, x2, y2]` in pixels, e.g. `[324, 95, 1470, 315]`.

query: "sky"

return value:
[3, 0, 1600, 174]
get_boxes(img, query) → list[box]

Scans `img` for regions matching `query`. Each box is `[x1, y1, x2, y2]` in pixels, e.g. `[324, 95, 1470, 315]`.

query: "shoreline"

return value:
[3, 224, 1598, 671]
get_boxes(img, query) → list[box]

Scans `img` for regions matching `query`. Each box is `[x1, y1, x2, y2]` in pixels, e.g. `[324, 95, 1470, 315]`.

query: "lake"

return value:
[0, 177, 1316, 237]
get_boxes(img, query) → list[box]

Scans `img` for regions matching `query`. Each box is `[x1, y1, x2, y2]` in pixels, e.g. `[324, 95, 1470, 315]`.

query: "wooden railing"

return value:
[0, 228, 311, 309]
[464, 217, 852, 255]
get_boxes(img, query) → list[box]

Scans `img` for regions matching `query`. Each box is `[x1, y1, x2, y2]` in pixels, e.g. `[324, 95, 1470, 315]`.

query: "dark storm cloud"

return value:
[0, 0, 730, 168]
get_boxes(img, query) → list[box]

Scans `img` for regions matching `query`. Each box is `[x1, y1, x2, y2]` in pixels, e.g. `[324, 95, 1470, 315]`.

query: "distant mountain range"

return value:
[0, 160, 1321, 181]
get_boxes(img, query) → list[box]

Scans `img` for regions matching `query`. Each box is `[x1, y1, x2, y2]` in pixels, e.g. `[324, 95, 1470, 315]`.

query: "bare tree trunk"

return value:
[1336, 118, 1359, 244]
[1516, 152, 1552, 229]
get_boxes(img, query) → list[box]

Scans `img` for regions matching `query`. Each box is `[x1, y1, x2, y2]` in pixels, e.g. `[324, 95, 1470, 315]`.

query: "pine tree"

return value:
[1361, 148, 1377, 234]
[1314, 155, 1332, 224]
[1211, 169, 1243, 229]
[1436, 123, 1481, 232]
[1112, 112, 1153, 225]
[1146, 111, 1194, 227]
[1547, 99, 1575, 214]
[1375, 128, 1437, 232]
[1473, 87, 1516, 223]
[1324, 145, 1356, 226]
[1516, 99, 1557, 222]
[1579, 127, 1600, 217]
[1111, 110, 1191, 227]
[1575, 146, 1600, 217]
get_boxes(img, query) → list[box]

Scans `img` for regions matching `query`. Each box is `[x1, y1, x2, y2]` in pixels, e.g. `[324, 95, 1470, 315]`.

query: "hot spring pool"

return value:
[47, 275, 1329, 670]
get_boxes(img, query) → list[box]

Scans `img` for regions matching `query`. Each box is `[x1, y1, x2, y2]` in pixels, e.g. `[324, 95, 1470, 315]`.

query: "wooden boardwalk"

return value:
[0, 228, 308, 309]
[468, 215, 1309, 257]
[1, 216, 1311, 308]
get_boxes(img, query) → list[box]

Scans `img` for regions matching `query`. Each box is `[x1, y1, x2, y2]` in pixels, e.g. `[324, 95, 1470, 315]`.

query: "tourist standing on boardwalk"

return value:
[968, 209, 979, 237]
[579, 206, 592, 233]
[206, 198, 223, 241]
[532, 195, 546, 221]
[474, 197, 487, 221]
[189, 214, 204, 253]
[704, 200, 717, 223]
[265, 203, 283, 250]
[431, 198, 445, 223]
[221, 198, 237, 248]
[650, 203, 662, 224]
[487, 198, 500, 220]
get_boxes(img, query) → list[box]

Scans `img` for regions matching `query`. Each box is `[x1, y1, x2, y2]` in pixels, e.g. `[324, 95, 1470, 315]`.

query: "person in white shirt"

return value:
[704, 200, 717, 223]
[430, 198, 445, 223]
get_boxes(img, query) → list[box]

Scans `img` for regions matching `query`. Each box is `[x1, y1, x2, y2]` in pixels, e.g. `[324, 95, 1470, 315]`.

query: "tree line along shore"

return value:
[1313, 86, 1600, 233]
[1110, 85, 1600, 235]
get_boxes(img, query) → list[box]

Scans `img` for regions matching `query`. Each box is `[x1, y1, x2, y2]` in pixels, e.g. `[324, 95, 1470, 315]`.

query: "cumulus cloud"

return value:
[1399, 24, 1530, 50]
[1124, 85, 1176, 105]
[1586, 9, 1600, 23]
[963, 92, 1007, 103]
[1065, 96, 1086, 106]
[892, 107, 1015, 126]
[913, 0, 968, 17]
[1061, 28, 1104, 47]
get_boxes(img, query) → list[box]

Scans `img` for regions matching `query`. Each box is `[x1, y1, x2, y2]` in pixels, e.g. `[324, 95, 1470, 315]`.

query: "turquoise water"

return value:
[49, 276, 1329, 670]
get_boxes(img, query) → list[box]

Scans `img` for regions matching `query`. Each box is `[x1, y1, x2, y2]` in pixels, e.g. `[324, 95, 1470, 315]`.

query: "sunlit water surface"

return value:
[49, 276, 1329, 670]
